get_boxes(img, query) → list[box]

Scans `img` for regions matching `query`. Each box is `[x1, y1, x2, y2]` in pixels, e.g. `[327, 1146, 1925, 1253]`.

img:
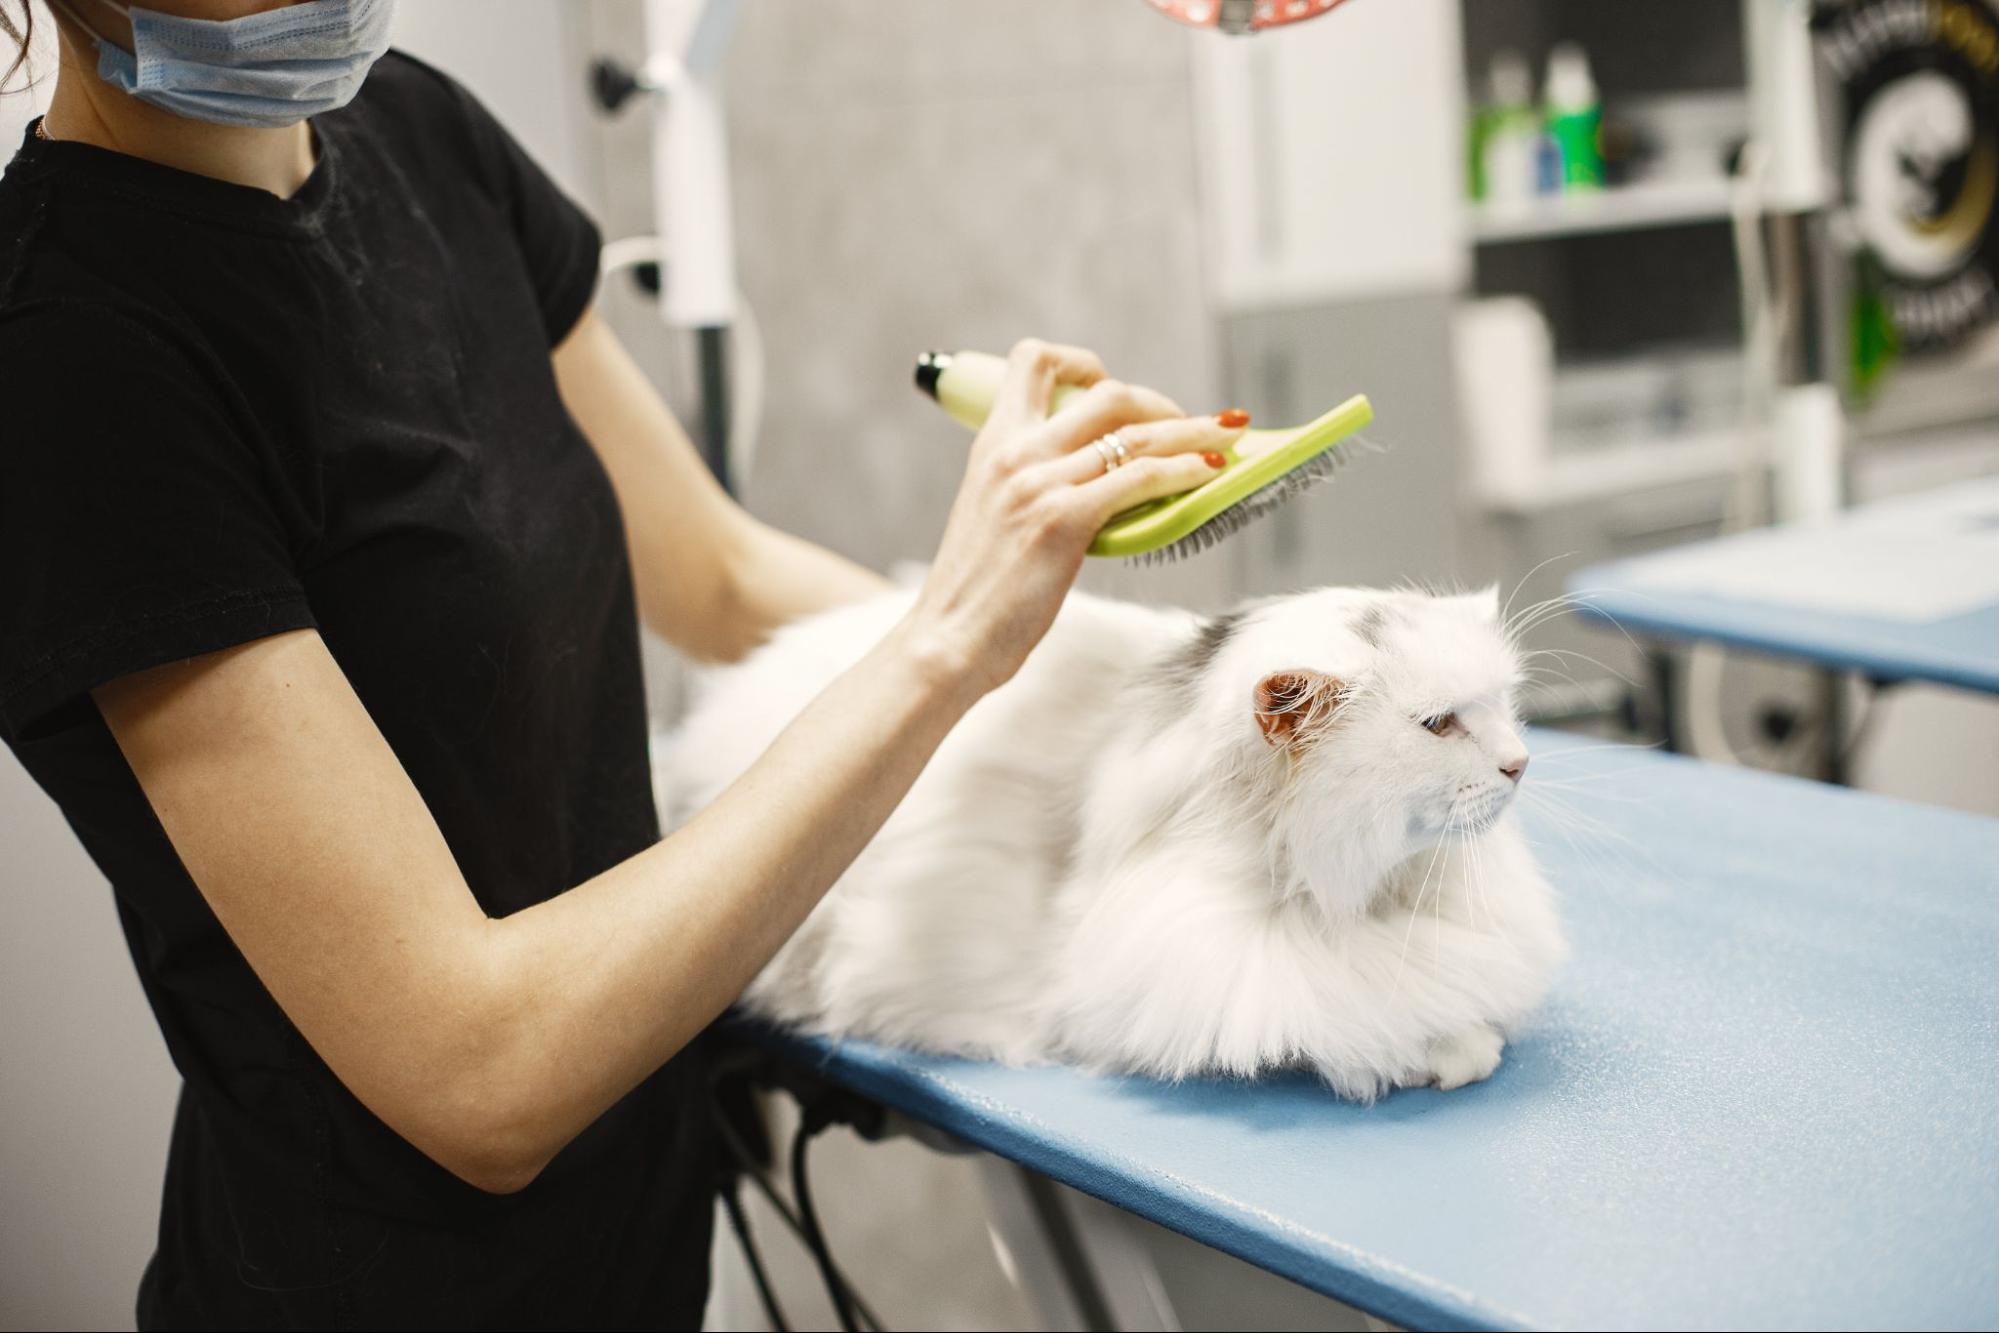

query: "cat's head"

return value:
[1199, 586, 1528, 913]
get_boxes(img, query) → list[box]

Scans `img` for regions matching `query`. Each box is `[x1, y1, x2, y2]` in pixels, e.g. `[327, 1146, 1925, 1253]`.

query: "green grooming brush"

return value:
[914, 350, 1373, 563]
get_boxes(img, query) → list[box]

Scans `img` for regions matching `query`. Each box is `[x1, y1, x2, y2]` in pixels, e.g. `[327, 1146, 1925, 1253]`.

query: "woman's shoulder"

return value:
[0, 287, 239, 477]
[340, 49, 510, 183]
[0, 279, 207, 381]
[350, 48, 478, 122]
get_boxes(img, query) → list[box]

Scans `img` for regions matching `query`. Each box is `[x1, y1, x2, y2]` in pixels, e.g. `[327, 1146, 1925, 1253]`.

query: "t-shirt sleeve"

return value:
[425, 60, 605, 347]
[0, 305, 315, 741]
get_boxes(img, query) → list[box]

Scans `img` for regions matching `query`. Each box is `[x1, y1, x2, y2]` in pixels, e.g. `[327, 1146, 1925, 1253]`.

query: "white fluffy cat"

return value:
[660, 584, 1566, 1100]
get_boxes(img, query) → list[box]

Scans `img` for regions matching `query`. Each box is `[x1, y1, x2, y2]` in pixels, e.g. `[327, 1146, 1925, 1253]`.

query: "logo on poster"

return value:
[1819, 0, 1999, 350]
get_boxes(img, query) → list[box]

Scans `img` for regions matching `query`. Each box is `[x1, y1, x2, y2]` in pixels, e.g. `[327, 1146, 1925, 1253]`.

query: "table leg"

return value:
[1820, 669, 1849, 786]
[1649, 646, 1682, 754]
[978, 1157, 1182, 1332]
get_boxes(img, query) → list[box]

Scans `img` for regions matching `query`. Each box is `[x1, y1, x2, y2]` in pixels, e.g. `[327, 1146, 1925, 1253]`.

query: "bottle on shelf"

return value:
[1543, 42, 1604, 192]
[1472, 48, 1539, 209]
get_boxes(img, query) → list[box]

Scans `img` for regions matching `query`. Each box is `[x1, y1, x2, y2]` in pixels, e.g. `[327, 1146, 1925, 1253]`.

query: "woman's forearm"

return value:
[553, 310, 886, 664]
[465, 614, 972, 1188]
[720, 516, 889, 642]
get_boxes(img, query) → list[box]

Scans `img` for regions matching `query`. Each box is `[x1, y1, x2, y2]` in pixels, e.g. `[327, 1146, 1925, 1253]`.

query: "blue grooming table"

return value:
[1567, 476, 1999, 698]
[750, 736, 1999, 1331]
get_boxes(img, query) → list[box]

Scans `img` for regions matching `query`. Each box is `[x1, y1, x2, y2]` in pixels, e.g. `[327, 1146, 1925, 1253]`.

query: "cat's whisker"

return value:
[1516, 645, 1638, 691]
[1521, 775, 1649, 799]
[1395, 804, 1459, 987]
[1516, 793, 1615, 888]
[1530, 739, 1666, 761]
[1519, 787, 1653, 890]
[1523, 587, 1650, 659]
[1504, 589, 1599, 639]
[1522, 785, 1639, 843]
[1500, 551, 1582, 624]
[1458, 820, 1492, 932]
[1473, 824, 1496, 931]
[1524, 657, 1636, 695]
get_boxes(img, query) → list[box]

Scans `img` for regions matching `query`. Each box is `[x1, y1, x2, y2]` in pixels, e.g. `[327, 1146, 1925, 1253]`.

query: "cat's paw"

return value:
[1426, 1025, 1503, 1091]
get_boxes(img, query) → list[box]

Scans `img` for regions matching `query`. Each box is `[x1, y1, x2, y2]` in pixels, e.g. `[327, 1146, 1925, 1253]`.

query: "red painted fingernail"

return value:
[1202, 451, 1228, 468]
[1217, 409, 1251, 429]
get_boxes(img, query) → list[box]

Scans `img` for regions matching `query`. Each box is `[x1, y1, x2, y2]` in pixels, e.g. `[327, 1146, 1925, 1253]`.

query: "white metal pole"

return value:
[1746, 0, 1843, 524]
[640, 0, 741, 489]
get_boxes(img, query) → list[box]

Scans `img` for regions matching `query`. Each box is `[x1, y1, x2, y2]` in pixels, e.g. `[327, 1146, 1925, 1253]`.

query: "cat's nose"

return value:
[1499, 755, 1528, 784]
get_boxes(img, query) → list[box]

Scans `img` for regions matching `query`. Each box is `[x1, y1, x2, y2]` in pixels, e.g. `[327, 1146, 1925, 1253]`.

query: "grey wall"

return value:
[0, 761, 179, 1332]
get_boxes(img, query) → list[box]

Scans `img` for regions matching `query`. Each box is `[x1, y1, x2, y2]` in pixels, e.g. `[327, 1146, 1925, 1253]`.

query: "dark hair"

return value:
[2, 1, 34, 94]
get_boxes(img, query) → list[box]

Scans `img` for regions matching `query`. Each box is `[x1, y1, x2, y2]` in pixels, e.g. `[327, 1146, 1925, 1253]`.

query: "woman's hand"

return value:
[900, 338, 1249, 697]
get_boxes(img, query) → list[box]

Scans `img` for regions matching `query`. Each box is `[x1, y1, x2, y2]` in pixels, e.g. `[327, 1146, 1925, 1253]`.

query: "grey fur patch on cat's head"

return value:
[1351, 604, 1395, 649]
[1153, 609, 1244, 701]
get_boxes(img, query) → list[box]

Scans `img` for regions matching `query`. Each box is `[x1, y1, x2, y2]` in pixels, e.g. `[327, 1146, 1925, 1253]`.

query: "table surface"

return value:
[756, 736, 1999, 1331]
[1566, 476, 1999, 695]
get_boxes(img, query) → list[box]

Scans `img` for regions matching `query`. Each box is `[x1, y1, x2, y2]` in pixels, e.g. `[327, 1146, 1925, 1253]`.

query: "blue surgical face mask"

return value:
[48, 0, 394, 129]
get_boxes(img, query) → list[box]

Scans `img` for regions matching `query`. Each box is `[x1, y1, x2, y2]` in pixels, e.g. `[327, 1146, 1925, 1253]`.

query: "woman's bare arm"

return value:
[96, 341, 1245, 1194]
[97, 618, 969, 1194]
[552, 308, 886, 662]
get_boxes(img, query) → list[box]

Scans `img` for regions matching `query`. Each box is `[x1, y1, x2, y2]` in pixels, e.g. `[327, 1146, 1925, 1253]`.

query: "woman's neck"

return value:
[40, 25, 315, 198]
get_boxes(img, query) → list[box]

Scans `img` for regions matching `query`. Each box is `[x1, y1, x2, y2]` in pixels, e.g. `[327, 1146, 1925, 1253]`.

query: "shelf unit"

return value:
[1468, 175, 1736, 245]
[1449, 0, 1759, 513]
[1484, 430, 1743, 513]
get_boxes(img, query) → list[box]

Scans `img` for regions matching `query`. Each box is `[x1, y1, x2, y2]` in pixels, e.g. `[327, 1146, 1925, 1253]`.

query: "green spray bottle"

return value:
[1544, 42, 1603, 192]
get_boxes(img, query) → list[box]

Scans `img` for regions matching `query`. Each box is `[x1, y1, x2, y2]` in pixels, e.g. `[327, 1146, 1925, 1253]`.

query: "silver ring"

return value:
[1093, 431, 1130, 474]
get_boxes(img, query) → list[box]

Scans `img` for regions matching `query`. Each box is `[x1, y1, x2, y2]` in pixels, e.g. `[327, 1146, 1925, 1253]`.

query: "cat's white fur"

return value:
[660, 584, 1566, 1099]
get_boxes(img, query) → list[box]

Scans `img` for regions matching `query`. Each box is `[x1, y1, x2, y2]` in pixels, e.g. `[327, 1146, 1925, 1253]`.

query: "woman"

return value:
[0, 0, 1247, 1326]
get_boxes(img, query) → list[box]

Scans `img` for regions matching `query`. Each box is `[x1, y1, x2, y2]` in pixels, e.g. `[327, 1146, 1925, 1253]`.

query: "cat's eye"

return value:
[1420, 712, 1457, 736]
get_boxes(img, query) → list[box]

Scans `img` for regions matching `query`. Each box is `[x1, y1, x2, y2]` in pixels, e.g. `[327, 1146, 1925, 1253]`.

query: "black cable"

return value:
[719, 1175, 791, 1333]
[695, 324, 733, 495]
[707, 1085, 887, 1333]
[791, 1105, 861, 1333]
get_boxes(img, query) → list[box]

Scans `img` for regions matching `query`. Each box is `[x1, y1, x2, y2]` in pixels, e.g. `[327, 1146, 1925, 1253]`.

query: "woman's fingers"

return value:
[1027, 376, 1183, 461]
[1078, 450, 1229, 525]
[985, 337, 1107, 432]
[1038, 412, 1249, 485]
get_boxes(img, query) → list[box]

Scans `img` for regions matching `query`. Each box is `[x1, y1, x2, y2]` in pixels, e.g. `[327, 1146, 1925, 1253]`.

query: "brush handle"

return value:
[914, 350, 1089, 429]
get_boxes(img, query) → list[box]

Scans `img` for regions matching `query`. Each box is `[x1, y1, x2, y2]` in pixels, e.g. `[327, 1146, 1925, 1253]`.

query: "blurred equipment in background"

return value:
[1144, 0, 1354, 37]
[590, 0, 745, 492]
[1742, 0, 1840, 528]
[1454, 296, 1554, 509]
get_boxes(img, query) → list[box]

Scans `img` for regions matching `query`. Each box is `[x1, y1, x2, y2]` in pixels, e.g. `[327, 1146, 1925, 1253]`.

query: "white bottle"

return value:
[1481, 49, 1538, 210]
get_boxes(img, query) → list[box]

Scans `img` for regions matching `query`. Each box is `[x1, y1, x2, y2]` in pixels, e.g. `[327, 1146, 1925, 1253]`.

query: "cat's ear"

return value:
[1253, 669, 1344, 747]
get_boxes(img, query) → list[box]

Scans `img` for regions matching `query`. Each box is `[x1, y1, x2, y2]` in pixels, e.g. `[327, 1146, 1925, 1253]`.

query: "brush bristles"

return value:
[1131, 440, 1370, 566]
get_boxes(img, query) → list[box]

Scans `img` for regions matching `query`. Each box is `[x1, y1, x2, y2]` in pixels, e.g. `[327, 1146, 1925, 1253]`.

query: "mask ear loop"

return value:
[41, 0, 129, 52]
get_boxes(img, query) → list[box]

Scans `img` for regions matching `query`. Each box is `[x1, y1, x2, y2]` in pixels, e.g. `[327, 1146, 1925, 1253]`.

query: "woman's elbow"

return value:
[439, 1144, 550, 1197]
[420, 1112, 558, 1196]
[392, 1054, 564, 1195]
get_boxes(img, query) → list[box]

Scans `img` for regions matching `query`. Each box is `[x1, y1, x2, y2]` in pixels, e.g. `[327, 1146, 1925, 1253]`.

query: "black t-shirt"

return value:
[0, 53, 714, 1330]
